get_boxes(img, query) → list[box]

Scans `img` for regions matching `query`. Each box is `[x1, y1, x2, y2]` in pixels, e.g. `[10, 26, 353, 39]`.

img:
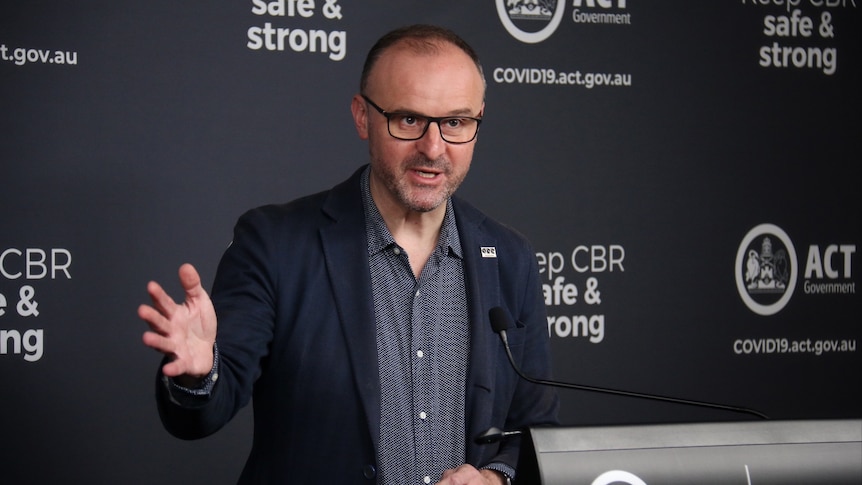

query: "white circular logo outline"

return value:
[591, 469, 648, 485]
[735, 223, 798, 316]
[495, 0, 566, 44]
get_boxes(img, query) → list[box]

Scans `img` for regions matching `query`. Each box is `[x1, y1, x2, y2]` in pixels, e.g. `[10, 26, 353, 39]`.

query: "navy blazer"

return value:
[157, 166, 559, 483]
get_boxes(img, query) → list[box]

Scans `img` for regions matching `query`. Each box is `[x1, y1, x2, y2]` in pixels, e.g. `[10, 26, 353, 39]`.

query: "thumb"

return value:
[178, 263, 205, 300]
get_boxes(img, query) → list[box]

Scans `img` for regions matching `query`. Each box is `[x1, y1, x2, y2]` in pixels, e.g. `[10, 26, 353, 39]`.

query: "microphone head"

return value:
[489, 307, 512, 334]
[474, 427, 504, 444]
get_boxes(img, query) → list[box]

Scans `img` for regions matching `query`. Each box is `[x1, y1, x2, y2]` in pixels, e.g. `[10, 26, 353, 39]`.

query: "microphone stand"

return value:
[491, 307, 769, 420]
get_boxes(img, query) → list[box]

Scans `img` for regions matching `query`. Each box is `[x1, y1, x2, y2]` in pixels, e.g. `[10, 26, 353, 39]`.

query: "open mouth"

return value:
[415, 170, 439, 179]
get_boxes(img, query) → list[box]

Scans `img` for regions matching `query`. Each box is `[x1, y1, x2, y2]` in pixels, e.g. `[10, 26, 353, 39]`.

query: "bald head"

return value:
[359, 24, 486, 97]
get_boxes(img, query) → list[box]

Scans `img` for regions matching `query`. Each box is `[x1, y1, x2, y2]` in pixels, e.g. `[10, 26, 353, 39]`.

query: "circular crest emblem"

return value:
[496, 0, 566, 44]
[735, 223, 798, 316]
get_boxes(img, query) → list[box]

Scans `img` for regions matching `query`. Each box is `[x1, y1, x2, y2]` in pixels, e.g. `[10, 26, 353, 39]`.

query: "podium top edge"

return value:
[529, 419, 862, 452]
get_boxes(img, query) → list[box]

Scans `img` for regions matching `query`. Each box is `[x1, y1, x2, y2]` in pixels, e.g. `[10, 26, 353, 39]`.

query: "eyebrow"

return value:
[390, 106, 480, 118]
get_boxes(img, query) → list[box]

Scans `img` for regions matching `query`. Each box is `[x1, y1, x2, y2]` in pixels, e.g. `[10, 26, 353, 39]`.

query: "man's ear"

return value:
[350, 94, 369, 140]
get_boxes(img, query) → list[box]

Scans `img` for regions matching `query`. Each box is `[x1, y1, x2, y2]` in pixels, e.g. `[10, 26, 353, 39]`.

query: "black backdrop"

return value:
[2, 1, 859, 483]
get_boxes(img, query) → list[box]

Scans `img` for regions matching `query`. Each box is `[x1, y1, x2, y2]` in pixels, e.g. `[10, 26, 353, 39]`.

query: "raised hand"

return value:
[139, 263, 218, 380]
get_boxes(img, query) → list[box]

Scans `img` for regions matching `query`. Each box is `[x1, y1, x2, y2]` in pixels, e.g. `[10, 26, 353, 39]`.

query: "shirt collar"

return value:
[361, 166, 463, 259]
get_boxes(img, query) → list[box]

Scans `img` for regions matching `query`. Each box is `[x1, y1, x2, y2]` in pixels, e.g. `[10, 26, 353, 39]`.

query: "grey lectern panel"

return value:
[516, 420, 862, 485]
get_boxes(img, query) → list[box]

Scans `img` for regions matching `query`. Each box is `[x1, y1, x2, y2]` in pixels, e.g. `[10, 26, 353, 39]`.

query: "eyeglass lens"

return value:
[388, 113, 479, 143]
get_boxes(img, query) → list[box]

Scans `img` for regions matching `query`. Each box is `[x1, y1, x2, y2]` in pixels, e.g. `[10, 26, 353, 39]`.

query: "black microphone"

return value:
[488, 306, 769, 420]
[474, 427, 522, 445]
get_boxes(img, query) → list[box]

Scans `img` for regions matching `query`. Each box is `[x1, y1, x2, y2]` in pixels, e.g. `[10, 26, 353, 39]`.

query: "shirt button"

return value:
[419, 411, 427, 420]
[424, 476, 431, 484]
[393, 247, 401, 255]
[416, 350, 424, 358]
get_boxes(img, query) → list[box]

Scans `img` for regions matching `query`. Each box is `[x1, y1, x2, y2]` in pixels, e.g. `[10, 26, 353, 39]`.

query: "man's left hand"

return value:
[436, 464, 506, 485]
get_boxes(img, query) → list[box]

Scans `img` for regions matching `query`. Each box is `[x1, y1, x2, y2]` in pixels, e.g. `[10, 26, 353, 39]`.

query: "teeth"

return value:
[417, 171, 435, 178]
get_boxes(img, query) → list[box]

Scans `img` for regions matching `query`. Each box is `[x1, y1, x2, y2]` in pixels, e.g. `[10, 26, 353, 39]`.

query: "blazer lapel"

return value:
[454, 197, 502, 464]
[319, 168, 381, 453]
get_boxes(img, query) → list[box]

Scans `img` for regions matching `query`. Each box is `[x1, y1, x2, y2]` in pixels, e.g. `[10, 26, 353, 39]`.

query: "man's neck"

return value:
[370, 178, 446, 277]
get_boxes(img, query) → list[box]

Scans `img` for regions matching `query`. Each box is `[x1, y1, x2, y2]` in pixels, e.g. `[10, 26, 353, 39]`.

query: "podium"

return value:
[515, 419, 862, 484]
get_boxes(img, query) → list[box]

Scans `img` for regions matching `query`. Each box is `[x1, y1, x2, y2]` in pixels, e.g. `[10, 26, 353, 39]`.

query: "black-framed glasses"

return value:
[361, 95, 482, 144]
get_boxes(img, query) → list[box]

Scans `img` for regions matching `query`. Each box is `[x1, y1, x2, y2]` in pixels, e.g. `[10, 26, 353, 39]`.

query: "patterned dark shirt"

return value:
[361, 168, 469, 485]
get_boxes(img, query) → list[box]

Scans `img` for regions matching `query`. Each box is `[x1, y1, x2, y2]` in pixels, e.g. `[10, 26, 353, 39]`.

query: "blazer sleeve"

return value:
[156, 206, 280, 439]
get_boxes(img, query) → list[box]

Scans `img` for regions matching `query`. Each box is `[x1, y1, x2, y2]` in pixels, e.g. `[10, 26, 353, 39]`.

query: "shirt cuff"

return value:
[482, 462, 515, 484]
[162, 342, 220, 405]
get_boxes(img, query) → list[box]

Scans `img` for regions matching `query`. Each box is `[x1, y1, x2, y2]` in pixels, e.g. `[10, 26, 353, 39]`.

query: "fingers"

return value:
[437, 465, 478, 485]
[138, 274, 183, 350]
[140, 301, 177, 352]
[141, 263, 205, 324]
[441, 468, 455, 479]
[138, 302, 170, 335]
[437, 465, 501, 485]
[145, 279, 178, 319]
[139, 263, 217, 378]
[141, 311, 199, 378]
[161, 358, 189, 378]
[141, 327, 174, 354]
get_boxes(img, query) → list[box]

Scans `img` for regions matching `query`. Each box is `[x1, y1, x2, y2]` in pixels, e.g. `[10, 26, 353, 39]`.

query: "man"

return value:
[140, 25, 558, 484]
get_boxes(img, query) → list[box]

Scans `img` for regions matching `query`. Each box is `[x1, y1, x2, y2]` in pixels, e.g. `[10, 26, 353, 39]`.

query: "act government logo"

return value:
[496, 0, 566, 44]
[735, 223, 798, 316]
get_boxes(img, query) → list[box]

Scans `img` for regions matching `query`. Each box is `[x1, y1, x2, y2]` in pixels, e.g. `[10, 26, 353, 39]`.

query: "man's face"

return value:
[351, 42, 485, 214]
